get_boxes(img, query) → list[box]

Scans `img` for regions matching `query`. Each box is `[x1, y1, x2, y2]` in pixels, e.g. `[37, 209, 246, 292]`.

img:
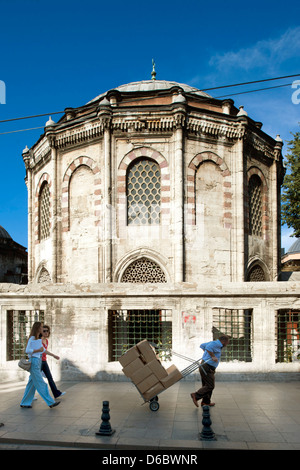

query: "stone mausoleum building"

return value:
[0, 74, 299, 382]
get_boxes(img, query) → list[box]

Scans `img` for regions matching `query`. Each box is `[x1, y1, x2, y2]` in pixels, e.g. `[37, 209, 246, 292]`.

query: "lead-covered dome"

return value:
[287, 238, 300, 254]
[87, 80, 211, 104]
[0, 225, 12, 239]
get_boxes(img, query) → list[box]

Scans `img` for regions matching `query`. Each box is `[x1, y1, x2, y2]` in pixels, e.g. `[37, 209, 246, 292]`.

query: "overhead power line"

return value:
[0, 111, 64, 124]
[0, 126, 44, 135]
[0, 73, 299, 135]
[201, 73, 300, 92]
[215, 82, 294, 99]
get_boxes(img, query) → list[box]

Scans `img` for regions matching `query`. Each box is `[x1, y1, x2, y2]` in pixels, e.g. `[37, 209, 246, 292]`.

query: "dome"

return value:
[87, 80, 211, 104]
[287, 238, 300, 254]
[0, 225, 12, 239]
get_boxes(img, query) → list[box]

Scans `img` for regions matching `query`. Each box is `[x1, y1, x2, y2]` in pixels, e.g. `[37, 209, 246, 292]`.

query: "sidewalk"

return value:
[0, 378, 300, 450]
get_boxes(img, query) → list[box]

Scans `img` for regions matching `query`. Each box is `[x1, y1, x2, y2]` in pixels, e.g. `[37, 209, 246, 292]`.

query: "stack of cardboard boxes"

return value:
[119, 340, 182, 401]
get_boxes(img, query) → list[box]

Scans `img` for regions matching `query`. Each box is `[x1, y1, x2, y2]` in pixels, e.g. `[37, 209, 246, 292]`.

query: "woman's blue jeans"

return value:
[20, 357, 56, 407]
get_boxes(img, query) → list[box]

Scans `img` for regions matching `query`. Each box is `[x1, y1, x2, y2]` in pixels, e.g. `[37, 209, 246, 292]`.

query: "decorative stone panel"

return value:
[61, 156, 101, 231]
[187, 151, 232, 227]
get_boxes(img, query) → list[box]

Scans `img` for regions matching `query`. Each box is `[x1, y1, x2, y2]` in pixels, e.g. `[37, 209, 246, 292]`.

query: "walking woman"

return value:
[41, 325, 65, 399]
[20, 322, 60, 409]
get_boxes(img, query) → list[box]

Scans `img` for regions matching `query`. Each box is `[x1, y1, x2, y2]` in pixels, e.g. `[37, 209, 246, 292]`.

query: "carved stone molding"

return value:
[187, 117, 246, 140]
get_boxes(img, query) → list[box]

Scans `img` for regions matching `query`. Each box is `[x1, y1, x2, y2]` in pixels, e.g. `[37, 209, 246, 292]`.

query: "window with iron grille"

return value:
[7, 310, 45, 361]
[213, 308, 253, 362]
[121, 258, 167, 283]
[247, 264, 265, 282]
[39, 182, 50, 240]
[108, 309, 172, 362]
[127, 158, 161, 225]
[276, 310, 300, 363]
[249, 175, 262, 237]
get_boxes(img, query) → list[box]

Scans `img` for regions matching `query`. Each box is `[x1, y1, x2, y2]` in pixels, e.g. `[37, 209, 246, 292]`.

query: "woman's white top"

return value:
[26, 336, 46, 359]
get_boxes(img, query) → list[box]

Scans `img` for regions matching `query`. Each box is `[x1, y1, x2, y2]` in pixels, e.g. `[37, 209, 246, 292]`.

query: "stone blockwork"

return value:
[0, 282, 299, 382]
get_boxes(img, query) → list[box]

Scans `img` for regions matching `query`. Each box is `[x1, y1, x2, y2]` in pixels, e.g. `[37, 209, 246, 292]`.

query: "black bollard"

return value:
[95, 400, 115, 436]
[199, 405, 216, 441]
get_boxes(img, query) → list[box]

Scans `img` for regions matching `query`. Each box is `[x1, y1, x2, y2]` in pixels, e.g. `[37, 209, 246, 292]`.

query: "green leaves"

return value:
[281, 130, 300, 238]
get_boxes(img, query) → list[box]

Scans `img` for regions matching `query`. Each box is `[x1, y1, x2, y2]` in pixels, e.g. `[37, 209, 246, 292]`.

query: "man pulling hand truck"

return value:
[191, 335, 230, 408]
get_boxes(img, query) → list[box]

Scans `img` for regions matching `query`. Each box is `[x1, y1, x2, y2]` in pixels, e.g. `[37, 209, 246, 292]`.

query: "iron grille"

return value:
[249, 175, 262, 237]
[247, 264, 265, 282]
[276, 310, 300, 362]
[108, 309, 172, 362]
[7, 310, 45, 361]
[213, 308, 253, 362]
[127, 158, 161, 225]
[121, 258, 167, 283]
[39, 182, 50, 240]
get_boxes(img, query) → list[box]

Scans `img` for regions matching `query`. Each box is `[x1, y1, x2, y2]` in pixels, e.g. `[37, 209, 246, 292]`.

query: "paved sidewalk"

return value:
[0, 378, 300, 450]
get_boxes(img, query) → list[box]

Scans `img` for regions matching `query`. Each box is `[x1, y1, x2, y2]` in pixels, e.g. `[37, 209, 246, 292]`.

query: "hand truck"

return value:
[135, 351, 210, 412]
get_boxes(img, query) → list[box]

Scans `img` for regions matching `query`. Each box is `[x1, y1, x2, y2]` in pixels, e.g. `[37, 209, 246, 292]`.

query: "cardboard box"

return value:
[147, 359, 168, 380]
[131, 364, 153, 385]
[122, 357, 145, 377]
[119, 346, 140, 368]
[136, 373, 160, 394]
[142, 382, 165, 401]
[160, 364, 182, 389]
[136, 340, 157, 363]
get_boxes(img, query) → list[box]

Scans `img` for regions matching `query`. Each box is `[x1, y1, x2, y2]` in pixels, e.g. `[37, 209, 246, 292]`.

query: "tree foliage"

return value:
[281, 130, 300, 237]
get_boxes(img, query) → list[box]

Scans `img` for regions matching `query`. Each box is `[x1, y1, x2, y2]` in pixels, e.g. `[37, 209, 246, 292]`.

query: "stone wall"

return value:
[1, 281, 299, 383]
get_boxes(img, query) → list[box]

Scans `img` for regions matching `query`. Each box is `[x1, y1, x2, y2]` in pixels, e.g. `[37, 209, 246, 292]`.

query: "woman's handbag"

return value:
[18, 357, 31, 372]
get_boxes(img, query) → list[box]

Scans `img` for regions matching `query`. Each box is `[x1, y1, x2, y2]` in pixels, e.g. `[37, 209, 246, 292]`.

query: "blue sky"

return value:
[0, 0, 299, 253]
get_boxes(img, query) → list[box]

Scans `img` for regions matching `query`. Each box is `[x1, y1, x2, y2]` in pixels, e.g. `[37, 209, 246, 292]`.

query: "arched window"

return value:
[37, 267, 51, 283]
[249, 175, 262, 236]
[247, 264, 265, 282]
[121, 258, 167, 283]
[39, 182, 50, 240]
[127, 158, 161, 225]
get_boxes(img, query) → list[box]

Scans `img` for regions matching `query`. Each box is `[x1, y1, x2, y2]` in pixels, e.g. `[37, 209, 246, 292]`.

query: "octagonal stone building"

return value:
[23, 79, 284, 287]
[3, 76, 298, 383]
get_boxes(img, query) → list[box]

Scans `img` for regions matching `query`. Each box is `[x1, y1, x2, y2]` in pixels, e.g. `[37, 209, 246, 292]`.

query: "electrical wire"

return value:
[0, 126, 44, 135]
[214, 82, 293, 99]
[0, 73, 299, 135]
[0, 111, 65, 124]
[201, 73, 300, 92]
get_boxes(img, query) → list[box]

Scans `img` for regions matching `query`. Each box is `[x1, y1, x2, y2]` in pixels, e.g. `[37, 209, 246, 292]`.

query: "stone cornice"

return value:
[52, 121, 104, 149]
[0, 281, 299, 298]
[244, 131, 282, 162]
[28, 107, 278, 159]
[187, 116, 246, 139]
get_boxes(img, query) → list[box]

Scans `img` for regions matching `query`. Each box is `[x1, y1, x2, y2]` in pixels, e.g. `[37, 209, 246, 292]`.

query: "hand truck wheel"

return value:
[149, 400, 160, 412]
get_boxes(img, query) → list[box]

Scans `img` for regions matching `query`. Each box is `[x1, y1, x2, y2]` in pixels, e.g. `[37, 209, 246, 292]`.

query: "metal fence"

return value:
[108, 309, 172, 362]
[276, 310, 300, 362]
[213, 308, 253, 362]
[6, 310, 44, 360]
